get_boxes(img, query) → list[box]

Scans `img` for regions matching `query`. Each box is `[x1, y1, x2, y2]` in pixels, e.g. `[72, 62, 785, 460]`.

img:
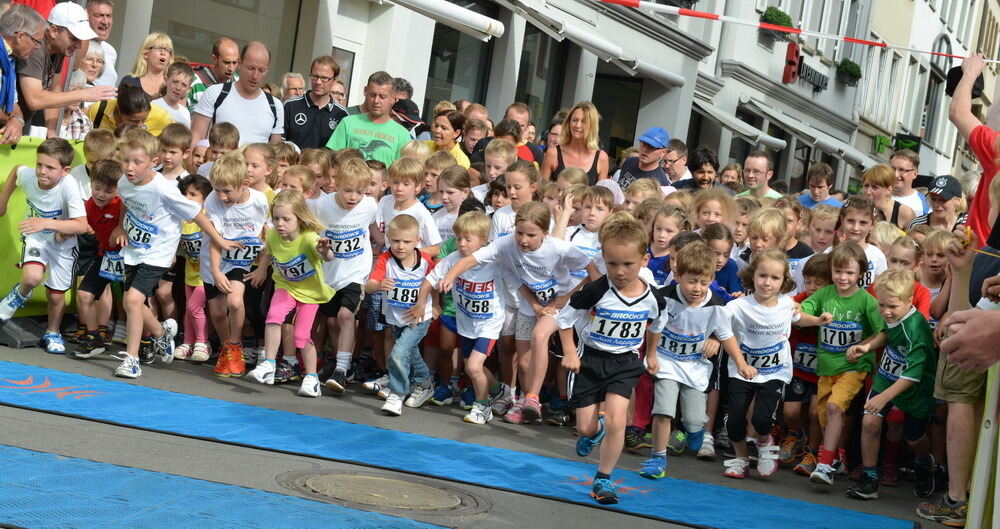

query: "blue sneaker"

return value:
[591, 477, 618, 504]
[430, 384, 453, 406]
[576, 414, 606, 457]
[42, 332, 65, 354]
[686, 429, 706, 453]
[460, 386, 476, 410]
[639, 455, 667, 479]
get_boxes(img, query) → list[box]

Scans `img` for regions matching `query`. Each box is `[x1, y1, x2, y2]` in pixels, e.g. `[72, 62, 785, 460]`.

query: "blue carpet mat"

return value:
[0, 360, 915, 529]
[0, 444, 443, 529]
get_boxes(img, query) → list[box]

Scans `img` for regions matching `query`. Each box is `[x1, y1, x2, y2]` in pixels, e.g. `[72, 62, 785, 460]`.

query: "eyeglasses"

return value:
[331, 91, 346, 97]
[147, 46, 172, 54]
[743, 169, 767, 176]
[19, 31, 42, 47]
[310, 74, 334, 83]
[892, 166, 915, 174]
[663, 157, 682, 164]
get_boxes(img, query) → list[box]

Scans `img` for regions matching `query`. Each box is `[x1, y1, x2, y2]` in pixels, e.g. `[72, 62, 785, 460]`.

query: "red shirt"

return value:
[967, 125, 998, 245]
[516, 143, 534, 163]
[85, 196, 122, 254]
[866, 280, 931, 320]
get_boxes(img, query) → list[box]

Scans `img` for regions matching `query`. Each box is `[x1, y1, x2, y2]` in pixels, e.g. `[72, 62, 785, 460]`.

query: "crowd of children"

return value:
[2, 108, 996, 522]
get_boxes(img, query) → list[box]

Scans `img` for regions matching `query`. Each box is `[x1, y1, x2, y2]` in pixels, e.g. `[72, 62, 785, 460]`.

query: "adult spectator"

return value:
[390, 97, 422, 139]
[524, 121, 537, 144]
[890, 149, 931, 216]
[736, 151, 782, 199]
[863, 164, 914, 229]
[283, 56, 347, 149]
[543, 120, 561, 150]
[16, 2, 116, 136]
[663, 139, 693, 187]
[87, 82, 173, 136]
[798, 163, 842, 209]
[461, 118, 487, 157]
[453, 98, 470, 114]
[425, 109, 469, 167]
[462, 102, 488, 123]
[906, 175, 967, 231]
[80, 40, 104, 86]
[325, 70, 410, 166]
[331, 79, 347, 107]
[187, 37, 239, 109]
[541, 101, 609, 183]
[688, 146, 726, 192]
[191, 41, 283, 146]
[393, 77, 413, 102]
[719, 163, 742, 187]
[615, 126, 669, 189]
[281, 72, 305, 101]
[119, 32, 173, 98]
[86, 0, 116, 87]
[0, 5, 45, 143]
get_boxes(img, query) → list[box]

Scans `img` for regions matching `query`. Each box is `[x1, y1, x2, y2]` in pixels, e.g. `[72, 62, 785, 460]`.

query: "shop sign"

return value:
[782, 42, 829, 92]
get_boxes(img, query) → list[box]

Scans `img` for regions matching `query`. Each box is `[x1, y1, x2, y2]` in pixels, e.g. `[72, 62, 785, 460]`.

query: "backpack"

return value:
[212, 80, 277, 129]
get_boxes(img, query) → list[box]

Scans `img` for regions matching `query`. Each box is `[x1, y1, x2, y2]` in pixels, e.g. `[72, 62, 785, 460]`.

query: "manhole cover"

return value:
[277, 470, 492, 517]
[305, 474, 461, 510]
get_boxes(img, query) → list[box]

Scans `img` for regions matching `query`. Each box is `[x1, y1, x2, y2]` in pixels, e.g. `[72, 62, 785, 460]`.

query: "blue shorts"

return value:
[864, 388, 930, 442]
[440, 314, 458, 334]
[460, 336, 496, 359]
[364, 291, 384, 331]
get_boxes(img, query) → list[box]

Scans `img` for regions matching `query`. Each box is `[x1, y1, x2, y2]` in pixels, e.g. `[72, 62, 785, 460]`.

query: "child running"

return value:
[174, 174, 212, 362]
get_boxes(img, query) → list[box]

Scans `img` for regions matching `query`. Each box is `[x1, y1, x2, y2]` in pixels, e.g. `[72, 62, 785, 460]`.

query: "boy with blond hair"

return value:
[475, 139, 517, 203]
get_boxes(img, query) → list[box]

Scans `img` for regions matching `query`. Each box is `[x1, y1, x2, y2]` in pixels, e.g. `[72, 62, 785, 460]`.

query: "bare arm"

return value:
[190, 113, 211, 149]
[0, 165, 21, 216]
[17, 77, 116, 112]
[540, 145, 558, 180]
[596, 150, 609, 181]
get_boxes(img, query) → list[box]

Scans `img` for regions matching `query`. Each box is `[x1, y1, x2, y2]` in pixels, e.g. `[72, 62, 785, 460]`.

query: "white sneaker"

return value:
[697, 432, 716, 460]
[155, 319, 177, 364]
[0, 284, 28, 322]
[190, 343, 211, 362]
[249, 361, 276, 385]
[381, 393, 403, 416]
[113, 354, 142, 379]
[490, 384, 514, 416]
[810, 463, 836, 486]
[297, 375, 321, 397]
[363, 374, 390, 399]
[756, 435, 780, 478]
[112, 320, 128, 344]
[174, 343, 192, 360]
[405, 384, 434, 408]
[463, 402, 493, 424]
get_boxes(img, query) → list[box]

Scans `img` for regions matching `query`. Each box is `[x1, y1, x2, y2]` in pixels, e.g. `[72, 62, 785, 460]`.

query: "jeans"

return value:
[388, 321, 432, 395]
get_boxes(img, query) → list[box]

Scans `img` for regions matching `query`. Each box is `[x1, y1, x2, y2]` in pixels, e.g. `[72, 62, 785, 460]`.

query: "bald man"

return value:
[188, 37, 240, 110]
[191, 41, 283, 146]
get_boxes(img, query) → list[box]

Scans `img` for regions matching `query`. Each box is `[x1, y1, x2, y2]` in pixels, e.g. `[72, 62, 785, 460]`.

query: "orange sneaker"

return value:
[213, 344, 232, 377]
[226, 343, 246, 377]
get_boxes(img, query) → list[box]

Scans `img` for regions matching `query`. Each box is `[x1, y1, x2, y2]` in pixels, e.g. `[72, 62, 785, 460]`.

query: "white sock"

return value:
[336, 351, 352, 373]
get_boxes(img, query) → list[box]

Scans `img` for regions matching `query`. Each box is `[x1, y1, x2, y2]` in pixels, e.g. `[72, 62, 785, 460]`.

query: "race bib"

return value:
[98, 250, 124, 281]
[456, 282, 495, 320]
[569, 245, 600, 279]
[793, 342, 818, 374]
[273, 253, 316, 282]
[222, 236, 263, 268]
[26, 199, 61, 238]
[325, 227, 365, 259]
[589, 308, 647, 348]
[821, 321, 863, 353]
[179, 231, 203, 260]
[386, 278, 422, 309]
[657, 328, 705, 361]
[124, 210, 158, 249]
[877, 345, 908, 382]
[858, 260, 876, 287]
[526, 278, 557, 305]
[740, 342, 784, 375]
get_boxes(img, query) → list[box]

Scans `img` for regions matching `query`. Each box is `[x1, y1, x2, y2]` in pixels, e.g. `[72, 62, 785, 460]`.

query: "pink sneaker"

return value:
[521, 397, 542, 424]
[503, 398, 525, 424]
[174, 343, 192, 360]
[723, 457, 749, 479]
[756, 435, 780, 478]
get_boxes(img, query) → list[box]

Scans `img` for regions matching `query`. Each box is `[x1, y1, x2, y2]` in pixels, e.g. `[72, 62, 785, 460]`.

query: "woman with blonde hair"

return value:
[862, 163, 915, 230]
[541, 101, 609, 184]
[120, 32, 174, 98]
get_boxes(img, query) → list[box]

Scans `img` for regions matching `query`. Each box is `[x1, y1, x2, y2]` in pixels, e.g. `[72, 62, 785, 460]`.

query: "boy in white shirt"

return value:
[0, 139, 90, 353]
[311, 159, 379, 392]
[158, 123, 192, 181]
[152, 62, 194, 128]
[110, 131, 236, 378]
[377, 157, 441, 255]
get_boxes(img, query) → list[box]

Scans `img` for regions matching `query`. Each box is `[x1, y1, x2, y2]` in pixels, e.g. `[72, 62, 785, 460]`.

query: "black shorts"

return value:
[160, 258, 184, 283]
[124, 264, 169, 297]
[784, 376, 818, 403]
[79, 255, 119, 299]
[75, 234, 99, 277]
[204, 268, 250, 300]
[319, 283, 363, 317]
[866, 389, 930, 442]
[568, 346, 644, 409]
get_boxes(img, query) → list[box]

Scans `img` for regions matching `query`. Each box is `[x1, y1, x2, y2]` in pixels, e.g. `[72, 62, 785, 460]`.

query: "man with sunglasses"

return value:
[283, 55, 347, 149]
[15, 2, 116, 137]
[890, 149, 931, 216]
[0, 5, 44, 143]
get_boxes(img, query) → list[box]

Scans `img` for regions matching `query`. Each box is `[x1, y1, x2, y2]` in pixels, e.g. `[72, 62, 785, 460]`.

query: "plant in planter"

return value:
[759, 6, 793, 42]
[664, 0, 698, 8]
[837, 58, 862, 87]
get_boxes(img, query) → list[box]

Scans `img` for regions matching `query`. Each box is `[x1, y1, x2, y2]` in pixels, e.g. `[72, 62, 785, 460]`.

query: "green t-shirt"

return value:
[800, 285, 885, 375]
[873, 307, 937, 418]
[438, 237, 457, 317]
[325, 113, 411, 167]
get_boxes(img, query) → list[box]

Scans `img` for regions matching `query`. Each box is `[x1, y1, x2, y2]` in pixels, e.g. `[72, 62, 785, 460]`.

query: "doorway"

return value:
[591, 74, 642, 162]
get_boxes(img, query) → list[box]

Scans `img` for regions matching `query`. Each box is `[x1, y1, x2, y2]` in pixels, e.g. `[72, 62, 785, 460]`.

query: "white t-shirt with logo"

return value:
[118, 173, 202, 268]
[557, 276, 667, 355]
[488, 204, 516, 241]
[153, 98, 191, 127]
[200, 188, 270, 281]
[369, 250, 435, 327]
[655, 284, 733, 391]
[377, 195, 442, 246]
[725, 293, 799, 384]
[473, 234, 593, 316]
[433, 208, 458, 243]
[310, 193, 378, 289]
[193, 83, 284, 144]
[18, 167, 86, 244]
[427, 252, 506, 339]
[567, 225, 604, 278]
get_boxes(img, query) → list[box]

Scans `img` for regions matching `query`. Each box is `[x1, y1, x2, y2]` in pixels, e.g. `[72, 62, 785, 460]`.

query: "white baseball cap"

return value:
[48, 2, 98, 41]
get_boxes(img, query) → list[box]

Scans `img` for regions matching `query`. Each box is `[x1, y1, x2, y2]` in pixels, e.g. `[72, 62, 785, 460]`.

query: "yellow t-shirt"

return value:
[86, 99, 174, 136]
[267, 229, 335, 304]
[423, 140, 471, 168]
[179, 219, 204, 287]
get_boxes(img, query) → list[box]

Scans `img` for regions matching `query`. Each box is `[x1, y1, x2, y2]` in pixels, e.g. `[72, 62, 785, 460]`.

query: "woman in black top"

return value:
[541, 101, 609, 184]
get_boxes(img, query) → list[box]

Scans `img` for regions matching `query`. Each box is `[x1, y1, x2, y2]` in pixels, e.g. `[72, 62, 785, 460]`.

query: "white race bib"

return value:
[98, 250, 124, 281]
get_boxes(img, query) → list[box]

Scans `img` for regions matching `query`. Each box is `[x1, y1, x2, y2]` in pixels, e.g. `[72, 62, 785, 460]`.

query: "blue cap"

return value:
[637, 127, 670, 149]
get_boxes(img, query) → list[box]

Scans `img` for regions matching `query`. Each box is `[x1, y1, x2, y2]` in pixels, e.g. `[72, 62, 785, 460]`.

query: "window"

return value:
[880, 53, 901, 127]
[515, 25, 567, 130]
[422, 0, 497, 119]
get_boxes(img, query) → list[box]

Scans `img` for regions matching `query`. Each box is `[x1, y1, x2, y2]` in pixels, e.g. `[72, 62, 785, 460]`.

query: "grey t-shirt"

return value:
[16, 37, 64, 124]
[614, 156, 668, 189]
